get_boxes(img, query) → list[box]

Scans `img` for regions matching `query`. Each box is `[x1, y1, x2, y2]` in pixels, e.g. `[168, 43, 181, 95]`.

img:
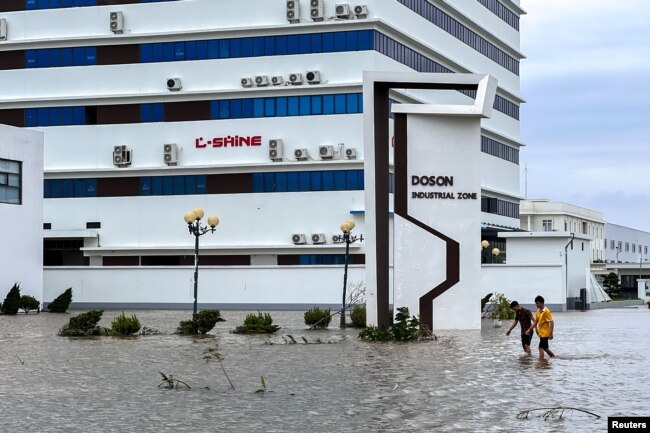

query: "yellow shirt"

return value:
[535, 307, 554, 338]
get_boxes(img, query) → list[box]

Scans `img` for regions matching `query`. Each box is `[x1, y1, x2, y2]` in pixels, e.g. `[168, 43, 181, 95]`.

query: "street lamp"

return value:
[184, 208, 219, 315]
[481, 240, 490, 263]
[491, 247, 500, 264]
[340, 219, 363, 328]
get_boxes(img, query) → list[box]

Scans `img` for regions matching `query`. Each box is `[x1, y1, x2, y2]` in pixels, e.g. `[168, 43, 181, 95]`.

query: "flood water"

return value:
[1, 307, 649, 432]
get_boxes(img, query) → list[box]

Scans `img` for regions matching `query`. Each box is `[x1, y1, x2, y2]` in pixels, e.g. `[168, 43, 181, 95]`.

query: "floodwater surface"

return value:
[1, 308, 649, 432]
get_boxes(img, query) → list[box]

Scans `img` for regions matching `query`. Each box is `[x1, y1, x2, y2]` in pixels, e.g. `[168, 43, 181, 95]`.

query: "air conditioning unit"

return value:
[354, 5, 368, 18]
[269, 139, 284, 162]
[292, 233, 307, 245]
[345, 148, 357, 159]
[255, 75, 269, 87]
[241, 77, 254, 88]
[163, 143, 178, 166]
[319, 145, 335, 160]
[335, 3, 352, 19]
[109, 11, 124, 34]
[310, 0, 324, 21]
[311, 233, 326, 244]
[306, 70, 321, 84]
[286, 0, 300, 23]
[166, 78, 182, 91]
[0, 19, 7, 41]
[271, 76, 284, 86]
[294, 148, 310, 161]
[332, 234, 345, 244]
[113, 145, 131, 167]
[288, 73, 303, 85]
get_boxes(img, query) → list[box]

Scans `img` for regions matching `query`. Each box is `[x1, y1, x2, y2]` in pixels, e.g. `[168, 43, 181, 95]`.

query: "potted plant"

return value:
[486, 293, 515, 327]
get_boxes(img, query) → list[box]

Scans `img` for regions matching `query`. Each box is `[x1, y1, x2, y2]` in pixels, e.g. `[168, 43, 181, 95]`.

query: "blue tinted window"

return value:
[151, 177, 162, 195]
[61, 48, 73, 66]
[322, 171, 334, 190]
[287, 35, 299, 55]
[49, 49, 60, 67]
[210, 100, 220, 119]
[276, 97, 287, 117]
[299, 34, 310, 54]
[230, 38, 242, 57]
[141, 177, 151, 195]
[86, 178, 97, 197]
[174, 42, 185, 61]
[310, 172, 322, 190]
[26, 0, 37, 9]
[230, 99, 242, 119]
[358, 94, 363, 113]
[37, 108, 49, 126]
[219, 40, 230, 58]
[335, 94, 346, 114]
[346, 170, 358, 190]
[253, 37, 265, 56]
[163, 43, 174, 61]
[253, 98, 264, 118]
[61, 107, 74, 125]
[38, 0, 48, 8]
[25, 109, 38, 127]
[37, 49, 49, 67]
[275, 173, 287, 192]
[219, 100, 231, 119]
[50, 180, 62, 198]
[196, 175, 207, 194]
[152, 43, 164, 62]
[173, 176, 184, 194]
[287, 173, 299, 192]
[252, 173, 264, 192]
[299, 96, 311, 115]
[140, 44, 153, 62]
[48, 108, 60, 126]
[264, 36, 275, 55]
[73, 107, 85, 125]
[311, 96, 322, 115]
[241, 37, 253, 57]
[73, 47, 85, 66]
[346, 31, 358, 51]
[263, 173, 275, 192]
[358, 30, 372, 50]
[184, 176, 196, 195]
[287, 97, 299, 116]
[61, 0, 73, 6]
[334, 32, 346, 52]
[323, 95, 334, 114]
[322, 33, 334, 51]
[153, 103, 164, 122]
[298, 172, 310, 191]
[310, 33, 322, 53]
[85, 47, 96, 64]
[334, 171, 346, 190]
[25, 50, 37, 68]
[61, 179, 73, 197]
[196, 40, 208, 59]
[162, 177, 174, 195]
[264, 98, 275, 117]
[346, 93, 359, 113]
[207, 40, 219, 58]
[358, 170, 365, 189]
[185, 41, 197, 60]
[241, 99, 254, 118]
[141, 104, 152, 122]
[74, 179, 85, 197]
[275, 35, 287, 55]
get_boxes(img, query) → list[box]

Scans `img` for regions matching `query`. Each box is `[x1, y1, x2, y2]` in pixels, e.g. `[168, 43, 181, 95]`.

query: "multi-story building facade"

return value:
[603, 223, 650, 291]
[519, 199, 606, 263]
[0, 0, 524, 308]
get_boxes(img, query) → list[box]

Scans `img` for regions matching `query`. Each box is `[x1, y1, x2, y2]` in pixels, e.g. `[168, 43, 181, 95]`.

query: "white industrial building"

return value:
[0, 0, 524, 308]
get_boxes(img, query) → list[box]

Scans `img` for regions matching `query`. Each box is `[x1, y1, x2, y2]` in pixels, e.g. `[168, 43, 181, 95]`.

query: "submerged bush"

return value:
[358, 307, 423, 342]
[176, 310, 225, 335]
[486, 293, 515, 321]
[233, 312, 280, 334]
[111, 312, 141, 335]
[350, 305, 366, 328]
[19, 295, 40, 314]
[304, 307, 332, 329]
[48, 288, 73, 313]
[1, 283, 21, 315]
[59, 310, 104, 336]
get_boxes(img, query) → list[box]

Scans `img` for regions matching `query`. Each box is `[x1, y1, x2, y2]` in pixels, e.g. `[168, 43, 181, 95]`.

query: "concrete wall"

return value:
[0, 124, 44, 300]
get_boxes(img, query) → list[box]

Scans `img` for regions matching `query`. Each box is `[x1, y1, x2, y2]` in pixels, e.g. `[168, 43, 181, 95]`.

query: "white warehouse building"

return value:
[0, 0, 524, 308]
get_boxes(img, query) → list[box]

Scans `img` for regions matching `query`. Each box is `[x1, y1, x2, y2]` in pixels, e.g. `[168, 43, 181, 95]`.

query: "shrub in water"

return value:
[48, 287, 73, 313]
[358, 307, 422, 342]
[19, 295, 40, 314]
[111, 312, 141, 335]
[350, 305, 366, 328]
[1, 283, 21, 315]
[176, 310, 225, 335]
[486, 293, 515, 321]
[233, 312, 280, 334]
[59, 310, 104, 336]
[304, 307, 331, 329]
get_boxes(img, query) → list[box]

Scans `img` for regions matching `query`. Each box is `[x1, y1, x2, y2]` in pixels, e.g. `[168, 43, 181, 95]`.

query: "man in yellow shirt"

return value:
[526, 295, 555, 359]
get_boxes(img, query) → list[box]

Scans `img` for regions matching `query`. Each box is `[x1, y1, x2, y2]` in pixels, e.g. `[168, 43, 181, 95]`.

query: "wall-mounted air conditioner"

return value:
[310, 0, 324, 21]
[335, 3, 352, 19]
[311, 233, 327, 244]
[319, 145, 335, 160]
[294, 148, 310, 161]
[292, 233, 307, 244]
[269, 139, 284, 162]
[166, 78, 182, 91]
[0, 19, 7, 41]
[271, 76, 284, 86]
[286, 0, 300, 23]
[163, 143, 178, 166]
[241, 77, 254, 88]
[345, 148, 357, 159]
[289, 73, 303, 85]
[354, 5, 368, 18]
[306, 70, 321, 84]
[255, 75, 269, 87]
[113, 145, 131, 167]
[332, 234, 345, 244]
[109, 11, 124, 34]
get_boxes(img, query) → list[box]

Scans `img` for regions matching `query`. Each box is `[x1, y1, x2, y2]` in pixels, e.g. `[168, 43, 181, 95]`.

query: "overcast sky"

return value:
[519, 0, 650, 231]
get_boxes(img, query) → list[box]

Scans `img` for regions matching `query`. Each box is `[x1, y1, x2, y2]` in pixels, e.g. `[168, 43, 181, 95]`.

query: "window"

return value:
[610, 240, 615, 249]
[477, 0, 520, 30]
[542, 219, 552, 232]
[0, 158, 21, 204]
[617, 241, 622, 251]
[633, 244, 636, 253]
[625, 242, 629, 252]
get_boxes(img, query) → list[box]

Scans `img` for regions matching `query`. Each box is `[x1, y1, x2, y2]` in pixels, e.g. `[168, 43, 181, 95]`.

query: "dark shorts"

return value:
[520, 333, 532, 348]
[539, 337, 549, 349]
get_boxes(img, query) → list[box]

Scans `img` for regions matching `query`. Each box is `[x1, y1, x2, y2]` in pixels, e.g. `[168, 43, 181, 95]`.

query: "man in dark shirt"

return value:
[505, 300, 533, 355]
